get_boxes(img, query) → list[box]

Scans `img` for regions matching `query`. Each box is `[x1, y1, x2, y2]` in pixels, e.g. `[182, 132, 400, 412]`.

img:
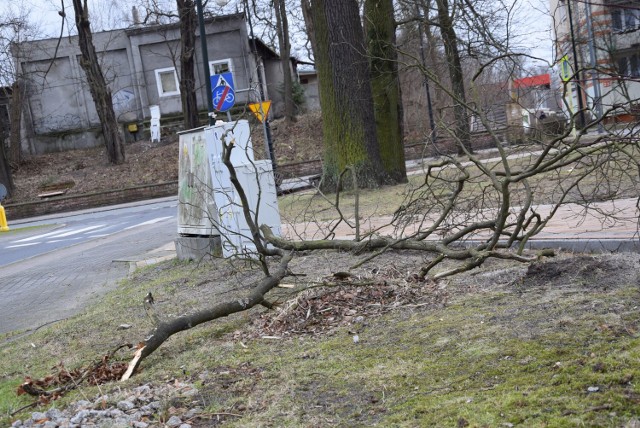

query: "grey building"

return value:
[14, 12, 287, 154]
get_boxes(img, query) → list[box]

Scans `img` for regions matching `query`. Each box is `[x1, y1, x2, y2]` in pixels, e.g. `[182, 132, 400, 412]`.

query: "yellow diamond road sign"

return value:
[248, 101, 272, 123]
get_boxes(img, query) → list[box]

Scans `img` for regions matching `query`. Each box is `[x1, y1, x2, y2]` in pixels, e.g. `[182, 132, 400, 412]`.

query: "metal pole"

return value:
[566, 0, 587, 129]
[196, 0, 215, 126]
[417, 5, 437, 144]
[244, 0, 277, 177]
[584, 0, 604, 133]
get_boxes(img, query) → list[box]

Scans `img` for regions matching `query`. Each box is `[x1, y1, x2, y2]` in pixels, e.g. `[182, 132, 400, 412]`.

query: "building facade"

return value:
[550, 0, 640, 124]
[13, 13, 287, 154]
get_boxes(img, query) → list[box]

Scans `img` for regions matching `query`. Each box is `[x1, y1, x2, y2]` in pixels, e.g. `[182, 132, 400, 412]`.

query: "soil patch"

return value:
[6, 113, 324, 205]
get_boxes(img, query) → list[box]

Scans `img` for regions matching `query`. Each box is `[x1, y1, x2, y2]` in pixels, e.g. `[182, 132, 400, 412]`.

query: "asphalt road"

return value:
[0, 198, 178, 336]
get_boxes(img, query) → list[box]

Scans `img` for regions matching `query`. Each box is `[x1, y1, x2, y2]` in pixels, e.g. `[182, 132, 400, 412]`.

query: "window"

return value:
[154, 67, 179, 97]
[209, 59, 233, 76]
[611, 5, 640, 32]
[616, 52, 640, 77]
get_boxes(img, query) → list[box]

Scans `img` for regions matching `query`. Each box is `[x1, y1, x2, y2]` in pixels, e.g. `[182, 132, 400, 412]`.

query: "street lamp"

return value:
[563, 0, 587, 129]
[242, 0, 276, 178]
[195, 0, 229, 126]
[194, 0, 277, 177]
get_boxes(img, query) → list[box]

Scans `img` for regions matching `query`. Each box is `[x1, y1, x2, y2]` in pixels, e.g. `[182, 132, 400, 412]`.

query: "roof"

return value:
[250, 38, 280, 60]
[513, 73, 551, 89]
[126, 12, 245, 36]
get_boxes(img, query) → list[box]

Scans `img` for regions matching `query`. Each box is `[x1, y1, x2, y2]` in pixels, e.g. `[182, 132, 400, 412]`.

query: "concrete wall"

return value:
[299, 71, 320, 111]
[263, 58, 285, 117]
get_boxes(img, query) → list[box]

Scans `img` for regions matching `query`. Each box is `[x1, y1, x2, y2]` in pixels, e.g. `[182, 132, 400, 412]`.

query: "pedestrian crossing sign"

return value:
[560, 55, 571, 82]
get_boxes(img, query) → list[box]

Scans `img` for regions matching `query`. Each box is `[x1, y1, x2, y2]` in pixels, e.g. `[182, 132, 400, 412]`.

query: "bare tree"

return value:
[177, 0, 200, 129]
[364, 0, 407, 183]
[309, 0, 389, 190]
[273, 0, 296, 123]
[71, 0, 126, 165]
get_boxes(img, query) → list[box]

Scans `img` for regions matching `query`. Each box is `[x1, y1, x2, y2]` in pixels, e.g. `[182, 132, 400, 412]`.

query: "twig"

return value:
[10, 401, 38, 417]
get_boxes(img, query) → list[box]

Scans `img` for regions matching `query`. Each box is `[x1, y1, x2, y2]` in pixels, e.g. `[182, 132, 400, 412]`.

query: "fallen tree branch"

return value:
[122, 254, 293, 380]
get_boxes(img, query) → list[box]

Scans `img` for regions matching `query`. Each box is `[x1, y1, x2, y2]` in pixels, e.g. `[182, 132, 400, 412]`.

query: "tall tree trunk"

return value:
[72, 0, 125, 165]
[8, 81, 23, 165]
[364, 0, 407, 183]
[177, 0, 200, 130]
[300, 0, 317, 62]
[434, 0, 472, 154]
[310, 0, 386, 190]
[0, 138, 13, 198]
[274, 0, 296, 123]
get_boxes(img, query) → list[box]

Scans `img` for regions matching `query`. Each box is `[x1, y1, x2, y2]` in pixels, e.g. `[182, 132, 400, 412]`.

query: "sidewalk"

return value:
[279, 198, 639, 253]
[135, 196, 638, 271]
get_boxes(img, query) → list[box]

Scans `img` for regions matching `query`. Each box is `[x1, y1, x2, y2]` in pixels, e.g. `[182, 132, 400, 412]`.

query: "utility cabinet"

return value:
[205, 120, 281, 258]
[177, 127, 216, 237]
[176, 120, 281, 259]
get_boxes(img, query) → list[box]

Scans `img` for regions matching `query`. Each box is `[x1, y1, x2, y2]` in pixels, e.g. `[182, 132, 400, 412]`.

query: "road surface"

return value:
[0, 198, 178, 335]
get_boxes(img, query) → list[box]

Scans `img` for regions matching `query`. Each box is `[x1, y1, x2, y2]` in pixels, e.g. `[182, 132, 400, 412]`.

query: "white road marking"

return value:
[48, 237, 83, 243]
[46, 224, 106, 238]
[5, 242, 41, 249]
[124, 216, 173, 230]
[12, 228, 68, 243]
[11, 224, 106, 243]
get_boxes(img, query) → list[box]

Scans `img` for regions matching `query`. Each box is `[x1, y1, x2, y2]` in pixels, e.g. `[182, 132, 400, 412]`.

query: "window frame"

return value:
[208, 59, 234, 79]
[611, 5, 640, 33]
[154, 67, 180, 97]
[616, 51, 640, 77]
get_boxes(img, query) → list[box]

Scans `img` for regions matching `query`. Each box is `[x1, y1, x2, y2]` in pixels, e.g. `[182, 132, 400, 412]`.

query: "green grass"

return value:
[2, 253, 639, 426]
[279, 144, 640, 224]
[0, 224, 53, 237]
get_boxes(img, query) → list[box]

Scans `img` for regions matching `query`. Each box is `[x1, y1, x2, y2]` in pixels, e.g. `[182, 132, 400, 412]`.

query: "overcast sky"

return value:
[3, 0, 554, 66]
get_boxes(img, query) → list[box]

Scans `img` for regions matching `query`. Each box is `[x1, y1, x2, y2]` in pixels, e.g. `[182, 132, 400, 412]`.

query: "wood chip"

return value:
[277, 283, 295, 289]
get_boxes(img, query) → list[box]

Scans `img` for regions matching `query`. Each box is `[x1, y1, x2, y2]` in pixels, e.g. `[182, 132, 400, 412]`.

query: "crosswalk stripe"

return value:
[6, 242, 40, 249]
[124, 216, 173, 230]
[46, 224, 106, 239]
[11, 224, 106, 243]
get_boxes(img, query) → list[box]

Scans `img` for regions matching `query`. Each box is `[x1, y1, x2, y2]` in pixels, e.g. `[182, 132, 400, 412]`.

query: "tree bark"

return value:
[434, 0, 472, 154]
[310, 0, 386, 190]
[8, 81, 23, 166]
[364, 0, 407, 183]
[0, 137, 13, 198]
[177, 0, 200, 130]
[72, 0, 125, 165]
[274, 0, 296, 123]
[300, 0, 317, 62]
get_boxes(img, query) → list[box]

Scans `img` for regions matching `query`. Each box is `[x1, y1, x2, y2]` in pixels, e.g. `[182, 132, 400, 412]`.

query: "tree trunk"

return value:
[8, 81, 23, 166]
[177, 0, 200, 130]
[123, 254, 292, 378]
[0, 137, 13, 198]
[301, 0, 317, 62]
[72, 0, 125, 165]
[434, 0, 472, 154]
[274, 0, 296, 123]
[310, 0, 386, 190]
[364, 0, 407, 183]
